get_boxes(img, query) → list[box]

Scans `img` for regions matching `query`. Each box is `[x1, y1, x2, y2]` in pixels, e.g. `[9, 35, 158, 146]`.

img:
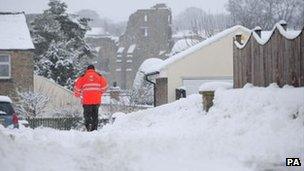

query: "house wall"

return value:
[162, 28, 250, 103]
[0, 50, 33, 102]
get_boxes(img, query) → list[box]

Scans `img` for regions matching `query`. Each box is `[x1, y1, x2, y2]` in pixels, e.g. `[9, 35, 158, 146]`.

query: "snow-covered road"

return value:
[1, 84, 303, 171]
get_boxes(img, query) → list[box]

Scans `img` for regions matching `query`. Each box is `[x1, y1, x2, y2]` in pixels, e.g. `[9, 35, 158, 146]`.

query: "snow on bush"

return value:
[0, 85, 303, 171]
[199, 81, 233, 91]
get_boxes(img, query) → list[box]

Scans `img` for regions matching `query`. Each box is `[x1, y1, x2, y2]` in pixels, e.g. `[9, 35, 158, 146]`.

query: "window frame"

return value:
[0, 54, 11, 79]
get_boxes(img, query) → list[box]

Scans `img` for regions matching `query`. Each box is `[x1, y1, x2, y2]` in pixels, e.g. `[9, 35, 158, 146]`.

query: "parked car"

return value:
[0, 96, 19, 128]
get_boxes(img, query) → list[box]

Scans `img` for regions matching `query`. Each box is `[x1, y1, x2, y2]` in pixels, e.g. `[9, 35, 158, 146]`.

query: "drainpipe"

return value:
[144, 71, 160, 107]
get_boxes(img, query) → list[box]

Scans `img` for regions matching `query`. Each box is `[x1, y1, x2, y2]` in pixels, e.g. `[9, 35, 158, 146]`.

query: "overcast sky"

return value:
[0, 0, 228, 22]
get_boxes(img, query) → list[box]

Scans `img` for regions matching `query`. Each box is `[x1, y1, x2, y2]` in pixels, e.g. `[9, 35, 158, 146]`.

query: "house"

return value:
[144, 25, 251, 106]
[0, 12, 35, 101]
[85, 28, 118, 86]
[233, 21, 304, 88]
[115, 4, 173, 89]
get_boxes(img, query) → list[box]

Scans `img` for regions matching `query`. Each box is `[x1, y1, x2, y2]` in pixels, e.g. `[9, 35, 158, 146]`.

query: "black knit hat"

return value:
[87, 65, 95, 70]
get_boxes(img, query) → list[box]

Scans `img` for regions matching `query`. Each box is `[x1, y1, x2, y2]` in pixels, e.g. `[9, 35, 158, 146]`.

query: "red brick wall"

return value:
[0, 50, 34, 102]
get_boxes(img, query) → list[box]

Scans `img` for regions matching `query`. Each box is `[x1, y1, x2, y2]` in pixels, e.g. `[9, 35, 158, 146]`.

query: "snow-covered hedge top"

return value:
[0, 96, 12, 103]
[234, 21, 302, 49]
[199, 82, 233, 92]
[146, 25, 251, 74]
[0, 13, 35, 50]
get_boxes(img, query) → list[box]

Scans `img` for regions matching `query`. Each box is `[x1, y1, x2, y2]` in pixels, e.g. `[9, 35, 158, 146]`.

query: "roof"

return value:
[0, 12, 35, 50]
[145, 25, 251, 74]
[171, 38, 201, 55]
[0, 95, 12, 103]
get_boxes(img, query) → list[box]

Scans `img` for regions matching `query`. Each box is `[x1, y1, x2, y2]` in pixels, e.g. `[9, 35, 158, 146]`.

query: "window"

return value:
[0, 55, 11, 79]
[117, 54, 122, 58]
[126, 60, 132, 63]
[127, 54, 133, 58]
[141, 27, 148, 37]
[144, 15, 148, 22]
[116, 59, 122, 63]
[168, 15, 171, 23]
[116, 68, 122, 72]
[126, 68, 132, 71]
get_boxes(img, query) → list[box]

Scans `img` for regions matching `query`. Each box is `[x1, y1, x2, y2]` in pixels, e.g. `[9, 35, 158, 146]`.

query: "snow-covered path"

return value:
[1, 85, 303, 171]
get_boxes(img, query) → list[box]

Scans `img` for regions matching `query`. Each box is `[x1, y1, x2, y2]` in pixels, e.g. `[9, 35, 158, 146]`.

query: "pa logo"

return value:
[286, 158, 301, 166]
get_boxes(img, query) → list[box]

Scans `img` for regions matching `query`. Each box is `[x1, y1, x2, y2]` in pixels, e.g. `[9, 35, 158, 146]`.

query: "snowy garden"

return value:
[1, 84, 303, 171]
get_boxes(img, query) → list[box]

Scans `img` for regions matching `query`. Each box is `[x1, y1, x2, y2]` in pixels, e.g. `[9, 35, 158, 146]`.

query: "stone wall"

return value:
[0, 50, 34, 102]
[115, 4, 173, 89]
[86, 37, 118, 86]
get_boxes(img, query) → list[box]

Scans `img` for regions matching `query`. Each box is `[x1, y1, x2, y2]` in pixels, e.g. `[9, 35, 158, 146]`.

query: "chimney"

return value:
[253, 26, 262, 37]
[279, 20, 287, 30]
[235, 34, 242, 44]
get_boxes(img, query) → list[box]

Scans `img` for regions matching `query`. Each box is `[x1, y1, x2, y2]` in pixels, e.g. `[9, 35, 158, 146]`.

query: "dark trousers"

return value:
[83, 105, 99, 131]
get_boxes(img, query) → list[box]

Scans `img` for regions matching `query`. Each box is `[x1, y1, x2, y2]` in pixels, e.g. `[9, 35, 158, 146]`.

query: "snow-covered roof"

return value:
[133, 58, 164, 89]
[127, 44, 136, 54]
[235, 21, 303, 49]
[171, 38, 200, 55]
[85, 27, 106, 38]
[146, 25, 251, 74]
[0, 12, 35, 50]
[0, 95, 12, 103]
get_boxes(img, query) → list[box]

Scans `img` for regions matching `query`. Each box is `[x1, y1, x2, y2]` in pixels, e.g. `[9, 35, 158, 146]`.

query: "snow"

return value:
[85, 27, 106, 37]
[170, 38, 200, 55]
[127, 44, 136, 54]
[147, 25, 251, 74]
[199, 81, 233, 91]
[117, 47, 125, 53]
[0, 95, 12, 103]
[133, 58, 164, 89]
[235, 21, 302, 49]
[0, 13, 35, 50]
[0, 85, 303, 171]
[172, 30, 198, 39]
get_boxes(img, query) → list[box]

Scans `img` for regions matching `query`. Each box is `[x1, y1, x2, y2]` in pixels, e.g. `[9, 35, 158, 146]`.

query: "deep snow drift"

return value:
[0, 84, 303, 171]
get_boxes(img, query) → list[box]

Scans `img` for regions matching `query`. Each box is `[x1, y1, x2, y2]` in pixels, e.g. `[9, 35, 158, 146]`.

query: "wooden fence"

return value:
[233, 23, 304, 88]
[27, 117, 82, 130]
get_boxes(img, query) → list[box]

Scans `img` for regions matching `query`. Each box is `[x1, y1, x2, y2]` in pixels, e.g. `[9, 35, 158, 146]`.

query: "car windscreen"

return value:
[0, 102, 14, 115]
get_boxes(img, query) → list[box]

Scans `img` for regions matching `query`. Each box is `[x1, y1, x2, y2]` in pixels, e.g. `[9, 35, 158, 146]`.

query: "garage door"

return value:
[182, 77, 232, 95]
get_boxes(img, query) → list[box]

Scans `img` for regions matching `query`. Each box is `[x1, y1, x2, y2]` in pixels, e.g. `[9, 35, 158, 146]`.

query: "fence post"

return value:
[199, 91, 215, 112]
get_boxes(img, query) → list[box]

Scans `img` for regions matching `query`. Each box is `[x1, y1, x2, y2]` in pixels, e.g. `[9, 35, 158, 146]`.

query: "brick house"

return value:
[85, 28, 118, 87]
[115, 4, 173, 89]
[0, 12, 35, 102]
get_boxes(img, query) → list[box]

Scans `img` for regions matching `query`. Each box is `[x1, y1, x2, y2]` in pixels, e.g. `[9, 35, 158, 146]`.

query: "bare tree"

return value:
[174, 7, 232, 37]
[16, 91, 50, 118]
[227, 0, 304, 29]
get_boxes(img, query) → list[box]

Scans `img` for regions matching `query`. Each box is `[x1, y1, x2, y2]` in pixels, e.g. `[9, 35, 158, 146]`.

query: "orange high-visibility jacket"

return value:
[74, 69, 108, 105]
